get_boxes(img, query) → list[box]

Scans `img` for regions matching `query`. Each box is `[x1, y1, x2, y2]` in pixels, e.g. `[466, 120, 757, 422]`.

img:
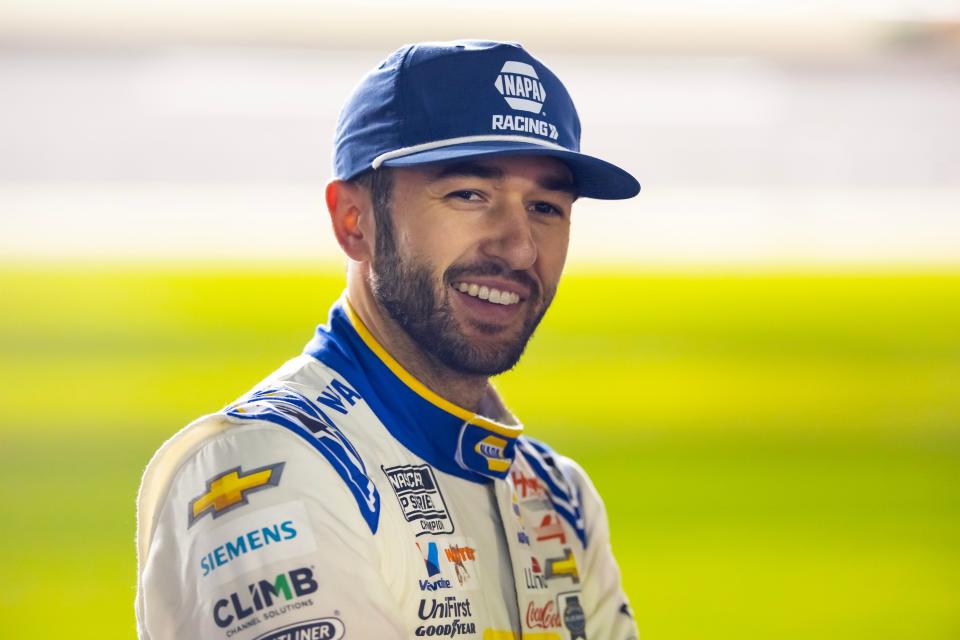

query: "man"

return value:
[136, 40, 640, 640]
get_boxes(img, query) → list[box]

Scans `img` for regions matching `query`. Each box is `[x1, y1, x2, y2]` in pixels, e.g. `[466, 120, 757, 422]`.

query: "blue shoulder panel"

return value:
[225, 386, 381, 535]
[516, 436, 587, 548]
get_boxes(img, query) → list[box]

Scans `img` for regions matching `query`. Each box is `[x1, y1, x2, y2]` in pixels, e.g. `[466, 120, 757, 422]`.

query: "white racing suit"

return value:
[136, 298, 638, 640]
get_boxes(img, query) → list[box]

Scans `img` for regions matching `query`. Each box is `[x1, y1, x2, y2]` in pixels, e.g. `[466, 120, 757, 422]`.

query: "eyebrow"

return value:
[431, 161, 579, 199]
[433, 162, 504, 181]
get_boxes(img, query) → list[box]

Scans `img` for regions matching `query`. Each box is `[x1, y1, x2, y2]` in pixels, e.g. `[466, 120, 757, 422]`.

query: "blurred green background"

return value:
[3, 4, 960, 637]
[1, 264, 957, 638]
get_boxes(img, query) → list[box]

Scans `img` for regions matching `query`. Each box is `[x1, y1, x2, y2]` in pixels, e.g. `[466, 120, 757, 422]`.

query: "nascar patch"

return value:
[382, 464, 454, 536]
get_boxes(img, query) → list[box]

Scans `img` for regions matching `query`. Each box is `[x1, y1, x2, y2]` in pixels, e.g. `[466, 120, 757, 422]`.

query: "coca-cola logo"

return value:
[526, 600, 561, 629]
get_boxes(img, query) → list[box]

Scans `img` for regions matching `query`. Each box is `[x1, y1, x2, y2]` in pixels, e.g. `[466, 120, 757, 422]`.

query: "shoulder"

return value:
[137, 358, 381, 560]
[135, 409, 395, 638]
[516, 434, 605, 548]
[516, 434, 596, 496]
[222, 378, 378, 529]
[137, 412, 374, 554]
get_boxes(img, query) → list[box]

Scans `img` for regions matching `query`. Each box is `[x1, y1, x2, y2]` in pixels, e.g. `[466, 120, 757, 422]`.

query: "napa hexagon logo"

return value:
[494, 61, 546, 114]
[475, 435, 510, 473]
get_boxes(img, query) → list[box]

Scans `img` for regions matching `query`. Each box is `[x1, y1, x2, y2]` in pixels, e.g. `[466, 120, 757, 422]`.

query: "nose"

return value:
[480, 200, 538, 271]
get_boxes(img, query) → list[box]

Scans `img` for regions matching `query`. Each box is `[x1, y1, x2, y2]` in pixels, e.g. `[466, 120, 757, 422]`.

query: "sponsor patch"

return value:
[252, 618, 345, 640]
[512, 470, 554, 512]
[211, 565, 318, 635]
[195, 501, 318, 586]
[524, 555, 548, 591]
[418, 541, 443, 577]
[456, 424, 517, 479]
[511, 471, 545, 499]
[188, 462, 284, 527]
[383, 464, 454, 536]
[526, 599, 562, 630]
[416, 538, 481, 592]
[417, 595, 476, 637]
[534, 513, 566, 544]
[545, 548, 580, 584]
[516, 437, 587, 548]
[444, 542, 479, 589]
[474, 435, 510, 473]
[417, 541, 452, 591]
[558, 593, 587, 639]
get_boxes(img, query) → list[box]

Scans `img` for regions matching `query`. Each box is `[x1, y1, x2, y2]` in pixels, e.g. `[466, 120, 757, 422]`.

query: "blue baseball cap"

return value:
[333, 40, 640, 200]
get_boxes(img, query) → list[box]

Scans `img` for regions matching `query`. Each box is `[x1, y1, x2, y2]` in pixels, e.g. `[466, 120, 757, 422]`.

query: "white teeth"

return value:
[453, 282, 522, 306]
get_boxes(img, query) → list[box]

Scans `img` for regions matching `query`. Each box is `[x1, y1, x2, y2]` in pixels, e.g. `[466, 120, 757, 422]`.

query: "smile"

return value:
[452, 282, 521, 306]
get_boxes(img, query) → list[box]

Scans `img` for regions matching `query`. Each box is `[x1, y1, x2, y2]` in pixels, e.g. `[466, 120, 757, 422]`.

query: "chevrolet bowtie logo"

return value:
[545, 547, 580, 583]
[187, 462, 285, 527]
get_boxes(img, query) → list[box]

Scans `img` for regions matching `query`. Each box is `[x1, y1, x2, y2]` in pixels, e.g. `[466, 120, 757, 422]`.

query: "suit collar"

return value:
[304, 296, 522, 482]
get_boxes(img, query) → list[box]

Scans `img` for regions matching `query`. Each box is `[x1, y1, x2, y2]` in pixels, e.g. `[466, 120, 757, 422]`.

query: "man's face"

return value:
[368, 155, 575, 376]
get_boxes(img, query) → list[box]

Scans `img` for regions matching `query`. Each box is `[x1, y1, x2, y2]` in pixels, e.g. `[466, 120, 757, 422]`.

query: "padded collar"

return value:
[303, 296, 522, 483]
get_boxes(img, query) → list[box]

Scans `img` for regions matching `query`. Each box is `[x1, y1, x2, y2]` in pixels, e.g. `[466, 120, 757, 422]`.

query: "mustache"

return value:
[444, 262, 540, 299]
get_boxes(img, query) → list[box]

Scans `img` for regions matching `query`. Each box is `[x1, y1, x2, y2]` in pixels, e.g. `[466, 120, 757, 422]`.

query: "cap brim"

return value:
[380, 140, 640, 200]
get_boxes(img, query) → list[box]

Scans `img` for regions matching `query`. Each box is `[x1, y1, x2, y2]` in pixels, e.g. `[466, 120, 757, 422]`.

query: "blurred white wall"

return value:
[2, 2, 958, 265]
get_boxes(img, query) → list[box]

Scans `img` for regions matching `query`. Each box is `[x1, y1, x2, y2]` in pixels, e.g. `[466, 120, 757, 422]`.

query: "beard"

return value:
[369, 208, 553, 377]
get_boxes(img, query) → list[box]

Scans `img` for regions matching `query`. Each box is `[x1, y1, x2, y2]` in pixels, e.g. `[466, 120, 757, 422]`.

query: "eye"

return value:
[531, 201, 564, 217]
[447, 190, 483, 202]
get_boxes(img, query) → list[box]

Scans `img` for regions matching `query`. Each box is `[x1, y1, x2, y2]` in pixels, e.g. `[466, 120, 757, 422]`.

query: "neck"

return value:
[345, 270, 500, 417]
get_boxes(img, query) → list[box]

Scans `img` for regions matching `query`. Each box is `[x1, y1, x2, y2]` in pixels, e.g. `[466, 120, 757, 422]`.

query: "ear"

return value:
[326, 179, 374, 262]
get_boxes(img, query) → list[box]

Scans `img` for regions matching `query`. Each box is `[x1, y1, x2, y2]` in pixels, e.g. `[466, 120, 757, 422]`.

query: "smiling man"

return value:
[136, 40, 640, 640]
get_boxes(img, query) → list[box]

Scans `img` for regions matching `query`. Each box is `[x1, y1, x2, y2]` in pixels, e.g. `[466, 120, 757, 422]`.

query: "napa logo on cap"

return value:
[494, 61, 546, 114]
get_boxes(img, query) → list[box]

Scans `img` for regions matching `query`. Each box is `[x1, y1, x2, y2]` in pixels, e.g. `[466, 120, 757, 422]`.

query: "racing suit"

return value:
[136, 297, 637, 640]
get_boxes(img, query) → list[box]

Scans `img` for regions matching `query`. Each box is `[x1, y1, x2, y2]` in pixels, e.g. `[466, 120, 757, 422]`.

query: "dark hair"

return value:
[348, 169, 393, 222]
